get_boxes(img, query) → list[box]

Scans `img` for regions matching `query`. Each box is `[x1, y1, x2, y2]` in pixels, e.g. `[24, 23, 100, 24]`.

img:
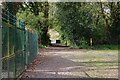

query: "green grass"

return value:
[91, 45, 119, 50]
[69, 44, 119, 50]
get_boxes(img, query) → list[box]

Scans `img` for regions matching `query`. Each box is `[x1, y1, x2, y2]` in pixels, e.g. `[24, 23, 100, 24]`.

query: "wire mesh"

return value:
[26, 31, 38, 65]
[2, 10, 38, 78]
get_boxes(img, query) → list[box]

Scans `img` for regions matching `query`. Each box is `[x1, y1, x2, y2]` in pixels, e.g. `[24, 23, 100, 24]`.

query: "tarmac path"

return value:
[22, 46, 118, 79]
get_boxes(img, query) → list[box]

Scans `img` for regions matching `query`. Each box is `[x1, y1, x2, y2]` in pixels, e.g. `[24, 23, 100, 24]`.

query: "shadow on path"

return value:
[21, 45, 118, 79]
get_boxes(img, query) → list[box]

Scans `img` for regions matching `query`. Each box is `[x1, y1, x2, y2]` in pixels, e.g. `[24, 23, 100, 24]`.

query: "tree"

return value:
[17, 2, 50, 46]
[52, 2, 119, 47]
[109, 2, 120, 44]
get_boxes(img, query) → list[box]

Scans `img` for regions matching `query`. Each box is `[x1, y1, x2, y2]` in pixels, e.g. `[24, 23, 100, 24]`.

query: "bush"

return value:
[78, 37, 88, 49]
[39, 45, 47, 48]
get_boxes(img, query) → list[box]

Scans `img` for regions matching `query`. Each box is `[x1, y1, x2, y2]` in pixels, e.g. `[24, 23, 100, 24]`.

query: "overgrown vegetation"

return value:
[91, 45, 118, 50]
[52, 2, 120, 48]
[2, 2, 120, 49]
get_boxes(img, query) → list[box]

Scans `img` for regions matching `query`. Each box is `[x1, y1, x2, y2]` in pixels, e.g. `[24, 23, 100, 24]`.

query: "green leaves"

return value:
[15, 2, 119, 47]
[54, 3, 94, 46]
[51, 2, 119, 47]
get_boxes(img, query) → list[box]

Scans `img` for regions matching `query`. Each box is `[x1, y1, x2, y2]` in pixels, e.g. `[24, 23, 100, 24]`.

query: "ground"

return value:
[22, 46, 118, 78]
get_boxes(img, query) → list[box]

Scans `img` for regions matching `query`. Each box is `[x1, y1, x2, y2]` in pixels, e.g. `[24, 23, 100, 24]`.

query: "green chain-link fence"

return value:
[2, 9, 38, 78]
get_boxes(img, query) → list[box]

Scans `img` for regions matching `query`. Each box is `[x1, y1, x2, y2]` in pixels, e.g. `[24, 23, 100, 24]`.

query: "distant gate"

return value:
[2, 10, 38, 78]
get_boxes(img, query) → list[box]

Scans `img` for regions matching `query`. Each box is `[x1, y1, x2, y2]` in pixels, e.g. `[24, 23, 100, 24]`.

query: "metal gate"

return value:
[1, 10, 38, 78]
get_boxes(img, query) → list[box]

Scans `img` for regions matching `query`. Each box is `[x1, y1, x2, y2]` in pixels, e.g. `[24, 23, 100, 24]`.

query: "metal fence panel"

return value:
[2, 10, 38, 78]
[27, 31, 38, 65]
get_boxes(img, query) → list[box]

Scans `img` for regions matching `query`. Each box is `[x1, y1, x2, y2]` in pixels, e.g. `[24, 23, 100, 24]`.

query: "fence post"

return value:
[24, 30, 27, 70]
[23, 21, 27, 70]
[0, 2, 2, 80]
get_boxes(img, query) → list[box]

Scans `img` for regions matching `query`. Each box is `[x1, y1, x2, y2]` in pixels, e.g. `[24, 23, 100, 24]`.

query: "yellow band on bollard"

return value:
[90, 38, 92, 46]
